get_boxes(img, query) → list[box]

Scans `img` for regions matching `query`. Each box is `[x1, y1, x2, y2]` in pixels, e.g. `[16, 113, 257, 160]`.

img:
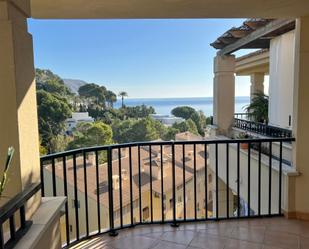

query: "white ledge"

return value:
[15, 197, 66, 249]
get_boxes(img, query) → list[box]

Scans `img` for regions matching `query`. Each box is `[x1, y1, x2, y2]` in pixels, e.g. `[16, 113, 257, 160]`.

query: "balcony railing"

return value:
[0, 183, 41, 249]
[40, 138, 295, 248]
[234, 113, 292, 138]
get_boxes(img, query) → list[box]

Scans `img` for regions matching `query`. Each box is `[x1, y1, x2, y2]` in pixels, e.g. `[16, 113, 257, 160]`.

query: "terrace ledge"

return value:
[15, 197, 66, 249]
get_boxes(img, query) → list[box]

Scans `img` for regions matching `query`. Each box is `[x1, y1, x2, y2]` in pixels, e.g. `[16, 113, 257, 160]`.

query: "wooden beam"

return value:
[218, 19, 295, 56]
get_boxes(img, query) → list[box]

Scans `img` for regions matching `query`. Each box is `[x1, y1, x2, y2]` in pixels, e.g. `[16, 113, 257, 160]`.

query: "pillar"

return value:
[213, 55, 235, 136]
[0, 0, 40, 210]
[250, 72, 264, 100]
[291, 16, 309, 219]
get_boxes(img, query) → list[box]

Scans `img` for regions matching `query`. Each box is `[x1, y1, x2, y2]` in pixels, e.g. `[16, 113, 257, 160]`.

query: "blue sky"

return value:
[28, 19, 258, 98]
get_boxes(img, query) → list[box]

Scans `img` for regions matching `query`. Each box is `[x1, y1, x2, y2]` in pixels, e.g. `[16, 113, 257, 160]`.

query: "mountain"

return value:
[63, 79, 88, 94]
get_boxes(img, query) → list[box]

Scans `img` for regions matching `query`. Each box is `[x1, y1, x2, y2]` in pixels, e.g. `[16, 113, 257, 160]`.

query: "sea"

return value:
[114, 96, 250, 117]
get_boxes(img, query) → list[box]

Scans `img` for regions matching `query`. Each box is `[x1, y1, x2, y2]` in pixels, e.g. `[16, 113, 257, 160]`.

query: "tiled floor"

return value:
[71, 217, 309, 249]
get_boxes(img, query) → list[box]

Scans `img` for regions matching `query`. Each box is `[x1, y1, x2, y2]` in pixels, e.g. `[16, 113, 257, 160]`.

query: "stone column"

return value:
[0, 0, 40, 210]
[213, 55, 235, 136]
[250, 72, 264, 100]
[291, 16, 309, 220]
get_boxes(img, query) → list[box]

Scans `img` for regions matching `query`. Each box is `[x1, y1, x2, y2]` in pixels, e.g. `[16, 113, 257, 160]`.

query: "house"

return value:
[150, 114, 185, 127]
[65, 112, 94, 134]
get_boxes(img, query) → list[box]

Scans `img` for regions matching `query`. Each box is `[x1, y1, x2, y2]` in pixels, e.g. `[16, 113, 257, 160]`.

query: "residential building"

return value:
[150, 114, 185, 127]
[65, 112, 94, 134]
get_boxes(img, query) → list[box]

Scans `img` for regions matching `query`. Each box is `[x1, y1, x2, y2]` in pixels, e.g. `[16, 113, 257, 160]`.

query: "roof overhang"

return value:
[30, 0, 309, 19]
[215, 19, 295, 55]
[236, 49, 269, 76]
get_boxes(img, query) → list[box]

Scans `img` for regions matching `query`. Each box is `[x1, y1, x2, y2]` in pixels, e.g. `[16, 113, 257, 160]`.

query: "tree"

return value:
[172, 119, 199, 135]
[245, 92, 269, 123]
[118, 91, 128, 108]
[171, 106, 196, 120]
[112, 118, 161, 143]
[67, 122, 113, 149]
[171, 106, 207, 136]
[162, 127, 180, 141]
[78, 83, 107, 108]
[37, 90, 72, 152]
[105, 90, 117, 108]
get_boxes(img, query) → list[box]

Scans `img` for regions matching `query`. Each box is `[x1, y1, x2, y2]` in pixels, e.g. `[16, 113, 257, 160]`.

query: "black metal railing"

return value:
[0, 183, 41, 249]
[234, 114, 292, 138]
[40, 138, 295, 248]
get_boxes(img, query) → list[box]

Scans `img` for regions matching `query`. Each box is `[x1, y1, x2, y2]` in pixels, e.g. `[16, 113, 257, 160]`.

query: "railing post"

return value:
[108, 147, 118, 236]
[171, 142, 179, 227]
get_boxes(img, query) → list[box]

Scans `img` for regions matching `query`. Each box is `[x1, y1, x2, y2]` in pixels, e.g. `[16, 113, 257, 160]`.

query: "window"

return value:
[143, 207, 149, 220]
[178, 195, 182, 203]
[209, 191, 213, 200]
[169, 198, 173, 208]
[208, 174, 212, 183]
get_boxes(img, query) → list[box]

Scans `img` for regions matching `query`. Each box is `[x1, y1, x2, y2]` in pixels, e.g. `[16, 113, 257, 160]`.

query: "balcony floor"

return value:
[70, 217, 309, 249]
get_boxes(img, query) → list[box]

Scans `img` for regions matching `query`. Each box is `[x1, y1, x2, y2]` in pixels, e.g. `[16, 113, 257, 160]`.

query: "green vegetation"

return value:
[118, 91, 128, 108]
[245, 92, 269, 123]
[171, 106, 208, 136]
[36, 69, 211, 154]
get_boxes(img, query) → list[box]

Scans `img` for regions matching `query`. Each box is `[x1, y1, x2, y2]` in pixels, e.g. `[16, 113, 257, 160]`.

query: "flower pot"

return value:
[240, 143, 249, 150]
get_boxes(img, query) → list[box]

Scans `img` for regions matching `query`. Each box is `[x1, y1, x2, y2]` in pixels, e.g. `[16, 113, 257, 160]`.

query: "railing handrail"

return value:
[0, 182, 41, 249]
[0, 183, 41, 222]
[40, 137, 295, 161]
[40, 137, 295, 248]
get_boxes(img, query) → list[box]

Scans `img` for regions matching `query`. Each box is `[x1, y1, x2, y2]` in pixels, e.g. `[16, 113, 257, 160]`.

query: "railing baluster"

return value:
[95, 151, 101, 233]
[138, 146, 142, 223]
[40, 158, 45, 197]
[237, 143, 240, 218]
[279, 141, 283, 215]
[83, 151, 89, 237]
[9, 215, 16, 240]
[183, 144, 186, 221]
[204, 144, 208, 219]
[62, 156, 70, 245]
[215, 143, 219, 219]
[52, 158, 56, 196]
[108, 148, 117, 236]
[118, 148, 123, 227]
[160, 145, 164, 223]
[193, 144, 197, 220]
[269, 142, 272, 215]
[20, 206, 26, 229]
[171, 143, 178, 227]
[258, 143, 262, 216]
[226, 143, 229, 218]
[149, 145, 153, 223]
[129, 147, 134, 226]
[248, 142, 251, 217]
[0, 224, 3, 249]
[73, 154, 79, 240]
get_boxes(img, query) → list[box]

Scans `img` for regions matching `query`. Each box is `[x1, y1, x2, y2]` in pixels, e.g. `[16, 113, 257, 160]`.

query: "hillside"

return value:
[63, 78, 87, 94]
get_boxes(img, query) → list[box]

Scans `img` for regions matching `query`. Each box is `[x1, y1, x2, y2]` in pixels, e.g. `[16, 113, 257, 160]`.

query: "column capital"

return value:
[214, 54, 235, 74]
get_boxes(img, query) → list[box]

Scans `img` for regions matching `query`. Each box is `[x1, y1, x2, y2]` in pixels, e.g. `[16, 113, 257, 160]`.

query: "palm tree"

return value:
[118, 91, 128, 108]
[245, 92, 269, 123]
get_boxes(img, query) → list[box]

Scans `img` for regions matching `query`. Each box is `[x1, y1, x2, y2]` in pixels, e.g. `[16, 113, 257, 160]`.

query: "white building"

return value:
[65, 112, 94, 134]
[150, 114, 184, 126]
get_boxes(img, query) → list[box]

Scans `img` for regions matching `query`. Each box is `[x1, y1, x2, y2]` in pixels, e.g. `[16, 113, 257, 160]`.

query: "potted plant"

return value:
[244, 92, 269, 123]
[0, 147, 15, 200]
[237, 132, 251, 150]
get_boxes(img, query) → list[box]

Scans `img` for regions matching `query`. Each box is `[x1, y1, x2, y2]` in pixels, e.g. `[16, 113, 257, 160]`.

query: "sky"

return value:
[28, 19, 267, 98]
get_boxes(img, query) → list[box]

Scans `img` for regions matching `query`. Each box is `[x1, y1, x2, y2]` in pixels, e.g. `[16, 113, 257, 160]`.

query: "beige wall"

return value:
[292, 16, 309, 219]
[0, 0, 40, 214]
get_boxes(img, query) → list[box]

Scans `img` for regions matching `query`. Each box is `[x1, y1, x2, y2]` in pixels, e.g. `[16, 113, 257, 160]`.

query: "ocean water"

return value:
[114, 97, 250, 117]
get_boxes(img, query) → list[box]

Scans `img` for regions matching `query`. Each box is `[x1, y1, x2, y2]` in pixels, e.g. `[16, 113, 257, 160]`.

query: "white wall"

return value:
[269, 31, 295, 128]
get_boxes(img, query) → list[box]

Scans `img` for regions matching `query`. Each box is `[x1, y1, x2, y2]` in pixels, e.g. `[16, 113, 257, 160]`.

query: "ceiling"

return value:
[30, 0, 309, 19]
